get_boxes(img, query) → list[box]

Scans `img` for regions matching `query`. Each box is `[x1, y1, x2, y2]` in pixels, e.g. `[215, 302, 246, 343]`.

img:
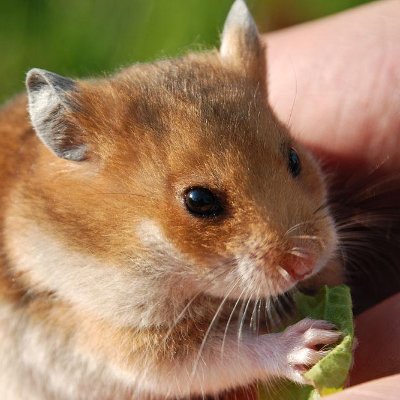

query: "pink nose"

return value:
[281, 253, 315, 281]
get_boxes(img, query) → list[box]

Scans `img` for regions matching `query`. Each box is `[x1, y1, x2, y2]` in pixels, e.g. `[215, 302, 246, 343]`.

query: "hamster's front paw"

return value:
[280, 318, 342, 384]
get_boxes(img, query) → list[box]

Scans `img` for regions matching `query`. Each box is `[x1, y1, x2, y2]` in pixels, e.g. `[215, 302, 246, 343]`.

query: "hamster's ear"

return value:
[26, 68, 86, 161]
[220, 0, 266, 91]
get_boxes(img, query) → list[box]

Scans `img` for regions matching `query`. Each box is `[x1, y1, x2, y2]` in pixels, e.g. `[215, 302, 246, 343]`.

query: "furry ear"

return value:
[220, 0, 266, 89]
[26, 68, 86, 161]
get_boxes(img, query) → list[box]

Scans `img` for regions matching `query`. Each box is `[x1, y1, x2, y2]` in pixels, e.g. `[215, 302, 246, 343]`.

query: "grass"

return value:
[0, 0, 371, 103]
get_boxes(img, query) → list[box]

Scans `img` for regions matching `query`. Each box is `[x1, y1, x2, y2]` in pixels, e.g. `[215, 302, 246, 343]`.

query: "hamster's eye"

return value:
[184, 187, 223, 218]
[288, 148, 301, 177]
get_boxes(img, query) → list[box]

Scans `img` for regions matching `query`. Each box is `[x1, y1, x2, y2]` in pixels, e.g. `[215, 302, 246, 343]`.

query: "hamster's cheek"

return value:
[135, 217, 250, 298]
[136, 218, 230, 274]
[5, 221, 132, 324]
[135, 218, 181, 254]
[5, 215, 199, 328]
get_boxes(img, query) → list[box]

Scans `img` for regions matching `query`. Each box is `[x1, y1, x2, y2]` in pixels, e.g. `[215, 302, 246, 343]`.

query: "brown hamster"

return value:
[0, 1, 343, 399]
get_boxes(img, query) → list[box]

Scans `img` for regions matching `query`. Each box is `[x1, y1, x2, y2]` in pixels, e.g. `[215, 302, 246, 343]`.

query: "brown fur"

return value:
[0, 3, 342, 399]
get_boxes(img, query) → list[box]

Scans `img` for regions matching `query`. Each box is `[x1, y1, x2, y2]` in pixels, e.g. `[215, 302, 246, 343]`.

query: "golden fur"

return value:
[0, 1, 342, 398]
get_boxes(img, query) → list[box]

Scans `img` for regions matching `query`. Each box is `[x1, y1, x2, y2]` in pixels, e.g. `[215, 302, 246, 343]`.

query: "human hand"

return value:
[220, 293, 400, 399]
[221, 2, 400, 398]
[264, 0, 400, 390]
[266, 0, 400, 175]
[223, 2, 400, 399]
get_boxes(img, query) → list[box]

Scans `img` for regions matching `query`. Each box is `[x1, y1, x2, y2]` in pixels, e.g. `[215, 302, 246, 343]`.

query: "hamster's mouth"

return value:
[274, 256, 330, 295]
[248, 256, 329, 299]
[279, 252, 317, 281]
[273, 271, 302, 296]
[199, 245, 335, 303]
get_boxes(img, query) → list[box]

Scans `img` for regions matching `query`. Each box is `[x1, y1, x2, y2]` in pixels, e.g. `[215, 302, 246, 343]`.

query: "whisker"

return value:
[190, 281, 240, 383]
[290, 234, 320, 241]
[286, 249, 309, 259]
[313, 200, 330, 216]
[276, 265, 291, 282]
[284, 220, 313, 237]
[249, 292, 261, 333]
[238, 293, 252, 342]
[162, 261, 234, 344]
[220, 286, 247, 359]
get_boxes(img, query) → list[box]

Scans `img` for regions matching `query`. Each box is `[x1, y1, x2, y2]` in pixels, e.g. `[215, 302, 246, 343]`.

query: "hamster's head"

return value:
[20, 0, 338, 328]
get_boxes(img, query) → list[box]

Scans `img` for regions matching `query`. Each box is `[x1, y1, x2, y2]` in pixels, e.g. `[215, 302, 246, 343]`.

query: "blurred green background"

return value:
[1, 0, 372, 103]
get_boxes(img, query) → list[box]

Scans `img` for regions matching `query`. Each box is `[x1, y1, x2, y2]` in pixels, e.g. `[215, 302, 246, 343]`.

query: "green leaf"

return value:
[259, 285, 354, 400]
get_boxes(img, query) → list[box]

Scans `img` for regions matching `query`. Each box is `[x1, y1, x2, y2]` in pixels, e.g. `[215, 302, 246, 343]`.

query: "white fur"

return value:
[220, 0, 259, 64]
[1, 211, 341, 399]
[0, 300, 333, 399]
[28, 85, 59, 129]
[4, 216, 194, 328]
[0, 302, 129, 400]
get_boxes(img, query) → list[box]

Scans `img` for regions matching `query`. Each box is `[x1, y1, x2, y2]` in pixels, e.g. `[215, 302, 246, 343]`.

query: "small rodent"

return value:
[0, 1, 344, 399]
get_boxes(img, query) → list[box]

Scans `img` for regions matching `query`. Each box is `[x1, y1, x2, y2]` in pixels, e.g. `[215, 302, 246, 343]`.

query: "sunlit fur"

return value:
[0, 1, 343, 399]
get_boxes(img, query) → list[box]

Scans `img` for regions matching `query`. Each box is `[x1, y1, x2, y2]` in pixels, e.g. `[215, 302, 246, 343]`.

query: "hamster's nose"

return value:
[280, 253, 315, 281]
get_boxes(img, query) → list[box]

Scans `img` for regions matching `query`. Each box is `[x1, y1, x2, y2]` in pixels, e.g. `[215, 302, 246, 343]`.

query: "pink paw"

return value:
[281, 318, 342, 383]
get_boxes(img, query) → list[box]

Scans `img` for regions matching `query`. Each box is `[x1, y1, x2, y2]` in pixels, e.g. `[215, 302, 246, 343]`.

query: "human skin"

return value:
[350, 293, 400, 385]
[224, 1, 400, 398]
[267, 0, 400, 175]
[267, 0, 400, 391]
[266, 0, 400, 386]
[220, 295, 400, 399]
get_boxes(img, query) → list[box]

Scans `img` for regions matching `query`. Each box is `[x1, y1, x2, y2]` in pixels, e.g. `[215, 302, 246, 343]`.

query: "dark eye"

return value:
[288, 148, 301, 177]
[184, 187, 223, 217]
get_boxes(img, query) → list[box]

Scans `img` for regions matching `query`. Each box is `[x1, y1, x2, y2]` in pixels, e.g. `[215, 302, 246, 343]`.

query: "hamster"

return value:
[0, 1, 344, 399]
